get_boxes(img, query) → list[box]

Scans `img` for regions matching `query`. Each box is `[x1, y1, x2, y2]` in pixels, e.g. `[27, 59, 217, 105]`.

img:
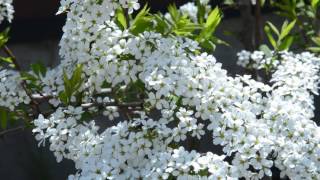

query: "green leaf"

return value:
[168, 4, 180, 23]
[273, 0, 297, 18]
[167, 4, 202, 37]
[153, 14, 170, 34]
[259, 45, 273, 58]
[0, 28, 9, 48]
[223, 0, 235, 5]
[173, 16, 201, 36]
[279, 20, 296, 41]
[211, 36, 230, 46]
[308, 47, 320, 53]
[0, 108, 8, 129]
[63, 70, 72, 100]
[306, 9, 316, 18]
[20, 72, 38, 82]
[266, 21, 280, 36]
[311, 0, 320, 10]
[61, 64, 84, 104]
[116, 8, 127, 30]
[278, 35, 294, 51]
[8, 111, 19, 126]
[198, 7, 222, 41]
[96, 0, 103, 5]
[133, 79, 145, 93]
[0, 57, 13, 64]
[264, 26, 277, 49]
[196, 0, 206, 24]
[71, 64, 83, 89]
[25, 83, 42, 91]
[311, 37, 320, 46]
[59, 91, 69, 105]
[199, 39, 216, 52]
[21, 70, 42, 91]
[130, 4, 152, 35]
[31, 63, 47, 77]
[205, 7, 222, 29]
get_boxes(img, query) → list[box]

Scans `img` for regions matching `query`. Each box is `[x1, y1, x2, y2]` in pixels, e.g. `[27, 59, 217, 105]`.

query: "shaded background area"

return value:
[0, 0, 319, 179]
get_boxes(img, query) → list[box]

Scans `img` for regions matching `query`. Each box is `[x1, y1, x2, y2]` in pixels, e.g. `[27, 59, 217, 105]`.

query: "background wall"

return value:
[0, 1, 318, 179]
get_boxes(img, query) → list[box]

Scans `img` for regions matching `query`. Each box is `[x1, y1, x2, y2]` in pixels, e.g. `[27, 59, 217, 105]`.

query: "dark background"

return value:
[0, 1, 318, 180]
[5, 0, 245, 43]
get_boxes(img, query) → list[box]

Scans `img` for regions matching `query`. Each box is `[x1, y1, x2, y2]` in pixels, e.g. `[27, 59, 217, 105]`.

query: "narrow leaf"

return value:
[279, 36, 294, 51]
[266, 21, 280, 36]
[279, 20, 296, 41]
[264, 26, 277, 49]
[0, 57, 13, 64]
[116, 8, 127, 29]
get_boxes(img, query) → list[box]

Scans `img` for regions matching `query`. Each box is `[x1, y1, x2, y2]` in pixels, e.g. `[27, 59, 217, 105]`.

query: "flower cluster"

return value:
[267, 52, 320, 179]
[0, 0, 13, 23]
[0, 0, 319, 179]
[179, 1, 211, 23]
[33, 106, 83, 162]
[237, 50, 280, 70]
[146, 147, 236, 179]
[0, 69, 30, 110]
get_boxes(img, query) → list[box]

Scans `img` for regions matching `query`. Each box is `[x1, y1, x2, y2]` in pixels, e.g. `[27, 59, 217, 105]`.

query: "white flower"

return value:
[25, 0, 320, 179]
[0, 0, 14, 23]
[103, 106, 120, 120]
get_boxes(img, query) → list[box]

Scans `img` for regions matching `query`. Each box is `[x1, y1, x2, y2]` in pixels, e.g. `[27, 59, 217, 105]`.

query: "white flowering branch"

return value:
[0, 0, 319, 180]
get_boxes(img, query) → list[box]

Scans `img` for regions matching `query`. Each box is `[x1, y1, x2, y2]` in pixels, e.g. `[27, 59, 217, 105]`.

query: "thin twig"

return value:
[31, 88, 112, 102]
[0, 126, 25, 138]
[3, 45, 41, 115]
[82, 101, 143, 109]
[41, 101, 143, 117]
[3, 45, 20, 69]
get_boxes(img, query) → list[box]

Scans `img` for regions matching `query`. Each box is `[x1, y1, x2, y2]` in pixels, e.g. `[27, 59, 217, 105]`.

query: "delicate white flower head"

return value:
[0, 0, 14, 23]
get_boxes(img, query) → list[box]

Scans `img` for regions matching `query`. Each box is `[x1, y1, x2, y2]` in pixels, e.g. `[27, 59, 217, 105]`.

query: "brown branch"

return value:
[255, 0, 263, 48]
[32, 88, 112, 102]
[239, 0, 255, 50]
[82, 101, 143, 109]
[41, 101, 143, 117]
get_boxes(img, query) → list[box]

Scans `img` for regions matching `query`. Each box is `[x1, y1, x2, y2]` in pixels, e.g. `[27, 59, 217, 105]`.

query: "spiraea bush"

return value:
[0, 0, 319, 179]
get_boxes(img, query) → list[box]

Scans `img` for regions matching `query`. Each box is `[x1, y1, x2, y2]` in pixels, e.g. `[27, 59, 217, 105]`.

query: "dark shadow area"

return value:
[0, 130, 75, 180]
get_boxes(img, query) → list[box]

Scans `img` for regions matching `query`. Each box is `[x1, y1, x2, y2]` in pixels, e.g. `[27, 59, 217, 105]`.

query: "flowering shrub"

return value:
[0, 0, 320, 180]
